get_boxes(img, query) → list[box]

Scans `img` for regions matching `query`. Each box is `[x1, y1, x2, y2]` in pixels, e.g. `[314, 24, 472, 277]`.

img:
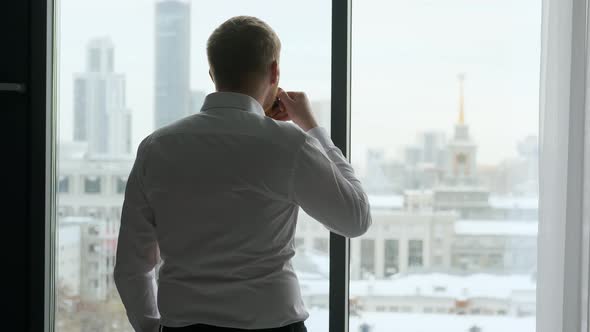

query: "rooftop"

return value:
[489, 196, 538, 210]
[306, 309, 535, 332]
[455, 220, 538, 237]
[368, 195, 404, 210]
[298, 271, 536, 300]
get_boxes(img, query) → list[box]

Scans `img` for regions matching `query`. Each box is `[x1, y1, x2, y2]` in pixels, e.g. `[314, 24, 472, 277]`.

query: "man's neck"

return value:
[216, 88, 266, 109]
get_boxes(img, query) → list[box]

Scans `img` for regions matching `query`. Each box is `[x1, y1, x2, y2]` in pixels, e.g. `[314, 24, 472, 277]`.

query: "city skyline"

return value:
[64, 35, 537, 166]
[57, 0, 540, 164]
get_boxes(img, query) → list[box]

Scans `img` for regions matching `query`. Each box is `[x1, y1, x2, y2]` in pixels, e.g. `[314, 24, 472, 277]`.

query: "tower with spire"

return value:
[433, 74, 490, 218]
[444, 73, 477, 185]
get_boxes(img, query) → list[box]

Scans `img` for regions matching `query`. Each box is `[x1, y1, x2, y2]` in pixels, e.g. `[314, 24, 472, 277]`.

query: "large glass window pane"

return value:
[350, 0, 540, 330]
[55, 1, 331, 331]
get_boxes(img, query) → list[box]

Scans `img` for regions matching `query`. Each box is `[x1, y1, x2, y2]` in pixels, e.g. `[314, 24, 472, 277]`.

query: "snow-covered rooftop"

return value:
[365, 194, 539, 212]
[368, 195, 404, 210]
[489, 196, 538, 210]
[60, 216, 97, 224]
[299, 273, 536, 300]
[434, 186, 490, 193]
[58, 224, 81, 244]
[455, 220, 538, 237]
[306, 309, 535, 332]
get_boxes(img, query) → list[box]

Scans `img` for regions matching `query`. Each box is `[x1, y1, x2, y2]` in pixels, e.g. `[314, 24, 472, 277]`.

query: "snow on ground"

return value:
[455, 220, 537, 236]
[304, 309, 535, 332]
[300, 273, 535, 299]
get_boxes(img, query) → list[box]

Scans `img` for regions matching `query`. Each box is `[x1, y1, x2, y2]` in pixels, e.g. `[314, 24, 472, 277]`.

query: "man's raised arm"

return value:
[278, 90, 372, 237]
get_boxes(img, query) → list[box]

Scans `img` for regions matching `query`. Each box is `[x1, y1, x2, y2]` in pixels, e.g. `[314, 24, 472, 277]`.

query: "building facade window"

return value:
[360, 239, 376, 276]
[58, 176, 70, 193]
[294, 238, 304, 249]
[84, 176, 101, 194]
[88, 244, 99, 253]
[384, 239, 399, 277]
[116, 176, 127, 194]
[408, 239, 424, 267]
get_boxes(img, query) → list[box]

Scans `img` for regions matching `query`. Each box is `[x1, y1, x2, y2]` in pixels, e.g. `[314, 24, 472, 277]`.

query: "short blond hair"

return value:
[207, 16, 281, 90]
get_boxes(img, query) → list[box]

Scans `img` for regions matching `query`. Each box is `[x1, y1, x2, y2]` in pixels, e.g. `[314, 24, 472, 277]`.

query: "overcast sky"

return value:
[57, 0, 541, 165]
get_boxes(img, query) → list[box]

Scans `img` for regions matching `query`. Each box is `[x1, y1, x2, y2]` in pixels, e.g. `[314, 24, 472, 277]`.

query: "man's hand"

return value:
[277, 88, 319, 132]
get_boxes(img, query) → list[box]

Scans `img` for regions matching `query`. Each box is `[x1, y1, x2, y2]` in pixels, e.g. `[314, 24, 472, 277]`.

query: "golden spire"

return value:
[458, 73, 465, 125]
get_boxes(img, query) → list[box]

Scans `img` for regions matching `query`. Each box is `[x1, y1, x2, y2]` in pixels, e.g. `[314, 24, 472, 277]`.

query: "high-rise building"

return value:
[364, 149, 393, 194]
[418, 131, 446, 167]
[73, 38, 132, 156]
[155, 0, 191, 129]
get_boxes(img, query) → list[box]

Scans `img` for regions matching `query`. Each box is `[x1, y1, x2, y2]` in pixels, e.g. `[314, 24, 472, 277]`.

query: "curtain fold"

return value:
[538, 0, 589, 331]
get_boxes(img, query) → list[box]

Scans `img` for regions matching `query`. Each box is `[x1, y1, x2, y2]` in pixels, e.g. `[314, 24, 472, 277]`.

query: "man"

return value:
[114, 16, 371, 332]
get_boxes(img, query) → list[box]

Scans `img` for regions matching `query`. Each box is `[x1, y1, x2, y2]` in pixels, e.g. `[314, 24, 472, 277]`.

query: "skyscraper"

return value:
[419, 131, 446, 167]
[73, 38, 132, 156]
[155, 0, 191, 129]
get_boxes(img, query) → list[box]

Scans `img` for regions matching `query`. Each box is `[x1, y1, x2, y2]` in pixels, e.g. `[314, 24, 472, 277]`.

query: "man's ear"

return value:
[270, 60, 279, 85]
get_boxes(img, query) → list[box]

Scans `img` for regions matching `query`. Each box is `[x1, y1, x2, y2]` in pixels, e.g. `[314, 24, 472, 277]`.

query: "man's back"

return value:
[149, 92, 308, 327]
[114, 92, 371, 330]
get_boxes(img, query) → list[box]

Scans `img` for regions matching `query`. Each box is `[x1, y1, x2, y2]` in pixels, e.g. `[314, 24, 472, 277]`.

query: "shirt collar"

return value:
[201, 92, 265, 116]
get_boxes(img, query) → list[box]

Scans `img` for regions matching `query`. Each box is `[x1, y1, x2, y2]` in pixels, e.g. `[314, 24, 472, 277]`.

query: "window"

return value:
[408, 239, 424, 268]
[115, 176, 127, 194]
[84, 176, 101, 194]
[54, 1, 331, 331]
[88, 226, 99, 235]
[349, 0, 540, 330]
[294, 238, 304, 249]
[88, 244, 99, 253]
[58, 176, 69, 193]
[360, 239, 375, 277]
[384, 239, 399, 277]
[51, 0, 541, 331]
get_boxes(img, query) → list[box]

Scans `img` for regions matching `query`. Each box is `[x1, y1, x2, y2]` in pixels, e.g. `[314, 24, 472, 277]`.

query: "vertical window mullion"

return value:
[329, 0, 352, 331]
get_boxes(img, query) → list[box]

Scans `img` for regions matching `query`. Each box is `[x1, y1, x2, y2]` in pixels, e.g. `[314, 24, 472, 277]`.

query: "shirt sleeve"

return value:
[291, 127, 372, 237]
[114, 139, 160, 332]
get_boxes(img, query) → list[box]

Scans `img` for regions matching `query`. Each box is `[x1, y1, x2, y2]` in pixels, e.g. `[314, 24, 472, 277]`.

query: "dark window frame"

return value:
[28, 0, 54, 330]
[329, 0, 352, 331]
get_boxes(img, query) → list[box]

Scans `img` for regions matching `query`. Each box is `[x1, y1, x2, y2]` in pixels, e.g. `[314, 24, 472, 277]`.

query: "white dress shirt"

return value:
[114, 92, 371, 331]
